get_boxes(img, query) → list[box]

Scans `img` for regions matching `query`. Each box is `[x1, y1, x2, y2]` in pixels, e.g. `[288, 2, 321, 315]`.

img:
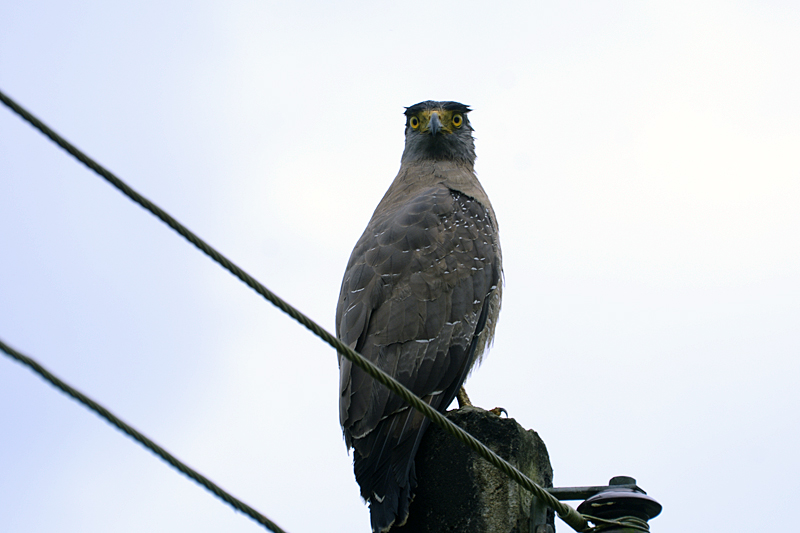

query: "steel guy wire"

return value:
[0, 88, 589, 532]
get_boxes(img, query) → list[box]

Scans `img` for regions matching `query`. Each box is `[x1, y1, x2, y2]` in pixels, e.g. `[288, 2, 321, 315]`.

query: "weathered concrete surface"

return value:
[392, 407, 554, 533]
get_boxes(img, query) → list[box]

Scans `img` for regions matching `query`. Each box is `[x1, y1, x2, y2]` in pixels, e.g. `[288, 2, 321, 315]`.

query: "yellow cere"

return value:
[413, 109, 464, 134]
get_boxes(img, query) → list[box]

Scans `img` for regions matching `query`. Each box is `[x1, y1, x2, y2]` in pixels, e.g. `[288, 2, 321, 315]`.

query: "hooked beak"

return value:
[428, 111, 443, 136]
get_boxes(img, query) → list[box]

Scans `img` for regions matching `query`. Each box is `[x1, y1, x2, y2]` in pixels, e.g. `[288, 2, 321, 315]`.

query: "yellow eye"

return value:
[410, 116, 420, 129]
[452, 114, 463, 128]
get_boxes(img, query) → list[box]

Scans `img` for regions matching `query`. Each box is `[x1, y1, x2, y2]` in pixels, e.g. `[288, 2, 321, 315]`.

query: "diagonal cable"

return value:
[0, 337, 288, 533]
[0, 88, 589, 532]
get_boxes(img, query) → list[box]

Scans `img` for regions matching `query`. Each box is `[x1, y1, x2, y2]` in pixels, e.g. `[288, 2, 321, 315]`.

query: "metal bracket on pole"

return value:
[530, 476, 662, 533]
[530, 493, 555, 533]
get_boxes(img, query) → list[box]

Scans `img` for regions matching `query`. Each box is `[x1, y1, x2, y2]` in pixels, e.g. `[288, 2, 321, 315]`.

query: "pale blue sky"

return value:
[2, 2, 798, 532]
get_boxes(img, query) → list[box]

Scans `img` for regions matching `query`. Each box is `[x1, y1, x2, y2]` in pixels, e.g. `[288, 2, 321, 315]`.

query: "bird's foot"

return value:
[458, 388, 507, 417]
[457, 387, 473, 408]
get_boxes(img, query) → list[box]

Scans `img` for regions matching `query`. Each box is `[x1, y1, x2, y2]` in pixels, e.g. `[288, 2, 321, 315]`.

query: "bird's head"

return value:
[401, 100, 476, 166]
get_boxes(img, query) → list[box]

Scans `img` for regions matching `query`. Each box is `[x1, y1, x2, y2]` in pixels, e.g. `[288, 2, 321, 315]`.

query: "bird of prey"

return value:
[336, 100, 502, 532]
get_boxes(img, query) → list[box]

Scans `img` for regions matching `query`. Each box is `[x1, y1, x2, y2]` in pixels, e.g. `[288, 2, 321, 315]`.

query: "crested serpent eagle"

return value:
[336, 100, 502, 532]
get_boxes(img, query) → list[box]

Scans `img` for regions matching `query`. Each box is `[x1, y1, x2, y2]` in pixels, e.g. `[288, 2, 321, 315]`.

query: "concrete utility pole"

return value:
[392, 407, 555, 533]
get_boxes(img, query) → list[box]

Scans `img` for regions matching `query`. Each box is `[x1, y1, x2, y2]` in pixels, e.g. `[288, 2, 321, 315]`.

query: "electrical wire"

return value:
[0, 337, 288, 533]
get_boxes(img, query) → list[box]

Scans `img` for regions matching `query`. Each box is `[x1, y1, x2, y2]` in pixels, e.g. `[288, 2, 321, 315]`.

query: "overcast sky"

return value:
[1, 2, 798, 532]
